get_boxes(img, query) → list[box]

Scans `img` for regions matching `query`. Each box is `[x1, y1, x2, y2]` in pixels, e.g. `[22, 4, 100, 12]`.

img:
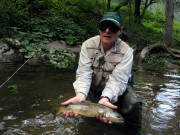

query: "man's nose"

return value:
[105, 27, 110, 32]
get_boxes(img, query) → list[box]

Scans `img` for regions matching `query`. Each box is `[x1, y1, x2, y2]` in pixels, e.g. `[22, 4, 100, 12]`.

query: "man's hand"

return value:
[96, 97, 118, 124]
[61, 92, 86, 117]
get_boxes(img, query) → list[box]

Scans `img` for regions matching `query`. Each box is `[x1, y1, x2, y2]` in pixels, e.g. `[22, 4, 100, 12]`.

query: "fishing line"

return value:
[0, 53, 36, 88]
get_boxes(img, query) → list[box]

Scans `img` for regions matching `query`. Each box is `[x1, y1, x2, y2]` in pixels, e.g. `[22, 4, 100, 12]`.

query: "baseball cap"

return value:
[99, 12, 122, 28]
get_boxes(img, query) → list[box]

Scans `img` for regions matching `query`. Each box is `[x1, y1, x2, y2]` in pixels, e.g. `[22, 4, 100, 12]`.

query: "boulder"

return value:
[0, 38, 23, 63]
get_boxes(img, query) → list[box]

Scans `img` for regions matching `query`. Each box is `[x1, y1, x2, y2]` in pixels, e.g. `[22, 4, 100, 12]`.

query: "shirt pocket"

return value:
[104, 53, 124, 71]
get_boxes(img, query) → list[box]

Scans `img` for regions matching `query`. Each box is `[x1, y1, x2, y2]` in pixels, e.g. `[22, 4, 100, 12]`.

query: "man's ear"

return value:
[98, 29, 101, 34]
[118, 27, 123, 36]
[120, 26, 123, 32]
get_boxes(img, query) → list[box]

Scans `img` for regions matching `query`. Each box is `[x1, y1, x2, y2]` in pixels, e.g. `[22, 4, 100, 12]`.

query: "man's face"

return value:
[99, 21, 123, 46]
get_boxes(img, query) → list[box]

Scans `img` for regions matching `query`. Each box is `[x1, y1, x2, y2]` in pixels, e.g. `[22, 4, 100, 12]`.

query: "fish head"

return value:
[105, 110, 124, 123]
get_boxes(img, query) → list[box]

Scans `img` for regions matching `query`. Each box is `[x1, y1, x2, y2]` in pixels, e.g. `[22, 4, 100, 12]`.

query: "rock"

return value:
[0, 41, 9, 54]
[1, 38, 21, 49]
[0, 38, 23, 63]
[0, 38, 81, 66]
[47, 40, 66, 51]
[165, 60, 180, 72]
[47, 40, 81, 53]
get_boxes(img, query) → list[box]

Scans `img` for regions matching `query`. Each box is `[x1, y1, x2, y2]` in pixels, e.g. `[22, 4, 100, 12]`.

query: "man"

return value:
[61, 12, 142, 128]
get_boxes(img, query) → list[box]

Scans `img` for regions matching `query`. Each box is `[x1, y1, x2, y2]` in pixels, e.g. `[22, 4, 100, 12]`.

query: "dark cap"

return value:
[99, 12, 122, 28]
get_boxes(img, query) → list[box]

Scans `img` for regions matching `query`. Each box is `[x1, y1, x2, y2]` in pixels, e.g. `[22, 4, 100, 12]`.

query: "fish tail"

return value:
[57, 106, 67, 114]
[50, 107, 58, 119]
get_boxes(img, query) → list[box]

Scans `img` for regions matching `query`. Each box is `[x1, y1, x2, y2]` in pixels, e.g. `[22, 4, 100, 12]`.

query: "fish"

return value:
[54, 101, 124, 123]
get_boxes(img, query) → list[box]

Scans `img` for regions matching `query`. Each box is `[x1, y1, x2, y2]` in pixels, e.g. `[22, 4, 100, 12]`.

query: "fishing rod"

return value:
[0, 53, 36, 89]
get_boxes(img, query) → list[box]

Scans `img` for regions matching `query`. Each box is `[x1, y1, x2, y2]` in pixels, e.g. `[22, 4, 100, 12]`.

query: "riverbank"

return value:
[0, 38, 179, 74]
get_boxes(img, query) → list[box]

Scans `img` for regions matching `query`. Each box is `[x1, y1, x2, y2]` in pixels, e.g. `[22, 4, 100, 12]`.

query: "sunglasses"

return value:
[99, 21, 120, 33]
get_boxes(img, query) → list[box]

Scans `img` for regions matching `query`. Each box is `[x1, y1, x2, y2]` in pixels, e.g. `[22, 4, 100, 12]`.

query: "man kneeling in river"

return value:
[61, 12, 142, 129]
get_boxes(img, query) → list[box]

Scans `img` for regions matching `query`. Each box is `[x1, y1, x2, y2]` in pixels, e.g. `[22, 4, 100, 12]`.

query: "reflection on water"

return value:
[135, 71, 180, 135]
[0, 64, 179, 135]
[151, 76, 180, 132]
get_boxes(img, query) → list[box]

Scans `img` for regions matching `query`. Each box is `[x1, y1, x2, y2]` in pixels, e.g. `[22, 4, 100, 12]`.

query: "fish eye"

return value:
[117, 115, 121, 118]
[115, 114, 121, 118]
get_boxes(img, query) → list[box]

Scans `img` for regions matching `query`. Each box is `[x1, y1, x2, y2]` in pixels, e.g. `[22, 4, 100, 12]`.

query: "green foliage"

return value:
[47, 49, 76, 69]
[142, 8, 180, 49]
[56, 0, 106, 36]
[0, 0, 102, 46]
[172, 20, 180, 49]
[0, 0, 107, 69]
[0, 0, 179, 70]
[19, 43, 46, 58]
[10, 15, 87, 46]
[143, 8, 165, 33]
[142, 53, 167, 72]
[0, 0, 28, 37]
[48, 16, 86, 45]
[121, 7, 180, 49]
[8, 84, 19, 94]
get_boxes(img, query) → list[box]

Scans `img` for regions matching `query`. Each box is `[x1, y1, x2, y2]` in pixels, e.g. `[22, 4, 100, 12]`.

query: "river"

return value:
[0, 63, 179, 135]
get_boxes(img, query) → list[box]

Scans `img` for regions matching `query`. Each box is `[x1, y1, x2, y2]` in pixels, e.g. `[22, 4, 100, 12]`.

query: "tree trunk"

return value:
[107, 0, 111, 11]
[164, 0, 174, 47]
[134, 0, 141, 23]
[138, 43, 180, 63]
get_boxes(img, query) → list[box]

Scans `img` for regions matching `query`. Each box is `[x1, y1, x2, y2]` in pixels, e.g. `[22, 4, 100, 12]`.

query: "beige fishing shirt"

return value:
[73, 35, 133, 103]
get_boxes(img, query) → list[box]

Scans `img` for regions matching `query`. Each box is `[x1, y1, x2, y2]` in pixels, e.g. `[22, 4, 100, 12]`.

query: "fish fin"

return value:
[97, 111, 105, 117]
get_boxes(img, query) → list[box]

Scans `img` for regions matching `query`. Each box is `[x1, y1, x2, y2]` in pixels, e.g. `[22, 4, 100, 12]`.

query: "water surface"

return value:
[0, 64, 179, 135]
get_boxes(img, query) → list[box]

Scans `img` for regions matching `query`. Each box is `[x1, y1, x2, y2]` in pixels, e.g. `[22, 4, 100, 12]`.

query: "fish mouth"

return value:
[117, 119, 124, 123]
[114, 116, 124, 123]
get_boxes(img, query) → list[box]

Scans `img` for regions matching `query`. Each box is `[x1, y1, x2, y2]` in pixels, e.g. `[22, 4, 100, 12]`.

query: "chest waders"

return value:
[86, 36, 142, 128]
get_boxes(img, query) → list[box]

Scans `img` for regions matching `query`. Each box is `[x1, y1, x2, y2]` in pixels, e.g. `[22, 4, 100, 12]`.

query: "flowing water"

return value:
[0, 63, 179, 135]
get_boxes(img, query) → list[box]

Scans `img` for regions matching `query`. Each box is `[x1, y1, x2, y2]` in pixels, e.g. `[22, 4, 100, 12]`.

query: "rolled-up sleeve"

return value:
[73, 43, 93, 97]
[101, 48, 133, 103]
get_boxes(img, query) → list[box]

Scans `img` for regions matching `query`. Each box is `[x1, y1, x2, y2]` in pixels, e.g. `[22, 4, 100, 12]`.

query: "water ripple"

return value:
[3, 115, 17, 121]
[0, 122, 5, 130]
[151, 78, 180, 130]
[164, 73, 180, 79]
